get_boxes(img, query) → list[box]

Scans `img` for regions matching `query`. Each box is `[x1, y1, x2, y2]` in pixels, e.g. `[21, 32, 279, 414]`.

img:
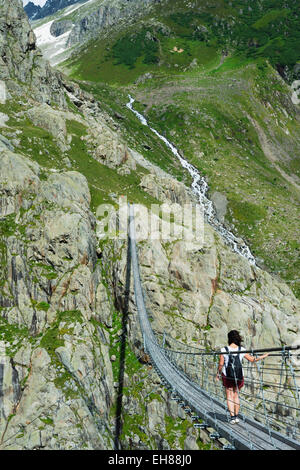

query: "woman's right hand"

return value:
[259, 353, 269, 361]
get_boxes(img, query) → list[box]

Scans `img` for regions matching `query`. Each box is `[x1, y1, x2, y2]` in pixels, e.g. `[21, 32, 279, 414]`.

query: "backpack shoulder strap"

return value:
[225, 346, 229, 353]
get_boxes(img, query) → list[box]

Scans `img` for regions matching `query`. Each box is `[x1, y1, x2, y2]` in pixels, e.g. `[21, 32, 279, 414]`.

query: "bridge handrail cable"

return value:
[128, 204, 300, 450]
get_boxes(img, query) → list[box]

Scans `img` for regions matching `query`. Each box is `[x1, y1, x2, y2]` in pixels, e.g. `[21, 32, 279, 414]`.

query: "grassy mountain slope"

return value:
[1, 0, 300, 450]
[134, 61, 300, 293]
[0, 96, 159, 212]
[61, 0, 300, 297]
[62, 0, 300, 81]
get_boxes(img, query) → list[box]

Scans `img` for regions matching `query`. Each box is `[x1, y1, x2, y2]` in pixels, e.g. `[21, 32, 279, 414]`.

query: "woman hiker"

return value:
[216, 330, 269, 425]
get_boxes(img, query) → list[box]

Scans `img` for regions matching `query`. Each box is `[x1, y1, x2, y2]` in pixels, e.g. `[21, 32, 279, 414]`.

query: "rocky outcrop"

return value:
[66, 0, 161, 47]
[25, 104, 77, 152]
[0, 0, 298, 451]
[140, 173, 196, 205]
[0, 0, 66, 107]
[110, 176, 300, 359]
[23, 89, 137, 173]
[0, 148, 207, 450]
[30, 0, 80, 20]
[24, 1, 42, 20]
[0, 150, 115, 449]
[84, 122, 137, 174]
[98, 174, 300, 449]
[50, 19, 73, 37]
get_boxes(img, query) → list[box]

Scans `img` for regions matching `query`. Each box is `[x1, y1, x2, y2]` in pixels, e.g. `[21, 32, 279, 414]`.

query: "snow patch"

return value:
[34, 19, 55, 46]
[33, 0, 97, 66]
[34, 18, 72, 65]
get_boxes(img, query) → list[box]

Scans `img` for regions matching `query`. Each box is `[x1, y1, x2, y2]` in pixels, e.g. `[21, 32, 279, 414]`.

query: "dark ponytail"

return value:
[228, 330, 243, 347]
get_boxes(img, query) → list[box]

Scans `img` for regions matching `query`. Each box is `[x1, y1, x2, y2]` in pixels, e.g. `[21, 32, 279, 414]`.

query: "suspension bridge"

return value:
[128, 204, 300, 450]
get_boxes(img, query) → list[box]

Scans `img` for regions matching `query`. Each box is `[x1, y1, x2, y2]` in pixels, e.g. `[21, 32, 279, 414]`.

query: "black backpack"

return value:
[225, 346, 243, 381]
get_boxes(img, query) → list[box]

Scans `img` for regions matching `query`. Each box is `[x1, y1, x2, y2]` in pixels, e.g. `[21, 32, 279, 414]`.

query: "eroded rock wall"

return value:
[0, 0, 66, 107]
[0, 151, 115, 449]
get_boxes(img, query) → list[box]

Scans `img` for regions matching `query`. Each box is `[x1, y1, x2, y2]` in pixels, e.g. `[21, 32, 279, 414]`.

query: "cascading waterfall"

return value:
[126, 95, 256, 265]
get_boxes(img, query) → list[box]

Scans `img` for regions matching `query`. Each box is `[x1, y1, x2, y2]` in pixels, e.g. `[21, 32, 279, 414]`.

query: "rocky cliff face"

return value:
[0, 153, 115, 449]
[39, 0, 80, 19]
[25, 0, 81, 20]
[0, 0, 113, 450]
[24, 1, 42, 20]
[0, 0, 208, 450]
[0, 0, 299, 451]
[50, 19, 73, 37]
[0, 0, 65, 107]
[98, 170, 300, 448]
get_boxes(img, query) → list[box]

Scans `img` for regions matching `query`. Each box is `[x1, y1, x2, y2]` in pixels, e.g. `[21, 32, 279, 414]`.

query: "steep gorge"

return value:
[0, 0, 299, 450]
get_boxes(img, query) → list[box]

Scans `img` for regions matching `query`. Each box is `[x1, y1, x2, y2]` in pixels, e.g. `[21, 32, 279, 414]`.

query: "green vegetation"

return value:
[137, 60, 300, 296]
[0, 96, 161, 212]
[111, 28, 160, 68]
[252, 10, 289, 31]
[39, 310, 83, 358]
[63, 11, 219, 84]
[36, 301, 50, 312]
[0, 213, 17, 237]
[66, 118, 160, 211]
[0, 317, 34, 357]
[39, 416, 54, 426]
[62, 2, 300, 297]
[63, 0, 300, 83]
[39, 321, 65, 357]
[76, 81, 192, 185]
